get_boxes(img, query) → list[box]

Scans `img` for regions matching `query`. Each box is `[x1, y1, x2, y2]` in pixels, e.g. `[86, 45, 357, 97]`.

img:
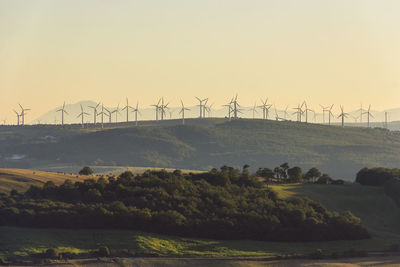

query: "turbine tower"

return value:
[179, 100, 190, 125]
[77, 104, 90, 128]
[132, 102, 141, 126]
[292, 104, 303, 122]
[328, 105, 334, 125]
[122, 98, 134, 122]
[18, 103, 30, 125]
[258, 98, 272, 120]
[97, 103, 106, 128]
[250, 102, 258, 119]
[302, 101, 313, 123]
[13, 110, 20, 126]
[112, 104, 121, 123]
[89, 102, 100, 124]
[56, 102, 68, 125]
[362, 105, 374, 128]
[195, 97, 207, 119]
[151, 98, 162, 121]
[337, 106, 349, 128]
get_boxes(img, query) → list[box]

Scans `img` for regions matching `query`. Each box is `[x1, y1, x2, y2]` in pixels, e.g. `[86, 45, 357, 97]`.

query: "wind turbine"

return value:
[132, 102, 141, 126]
[122, 98, 134, 122]
[77, 104, 90, 128]
[56, 102, 68, 125]
[223, 97, 233, 121]
[337, 106, 349, 128]
[18, 103, 30, 125]
[195, 97, 207, 119]
[292, 104, 303, 122]
[97, 103, 107, 128]
[112, 104, 121, 123]
[283, 106, 289, 120]
[104, 107, 112, 123]
[258, 98, 272, 120]
[89, 102, 100, 124]
[328, 105, 335, 125]
[179, 100, 190, 125]
[250, 102, 258, 119]
[320, 105, 328, 123]
[302, 101, 313, 123]
[151, 98, 162, 121]
[356, 103, 365, 123]
[384, 111, 389, 129]
[362, 105, 374, 128]
[350, 114, 359, 123]
[13, 110, 20, 126]
[159, 98, 169, 120]
[204, 102, 214, 117]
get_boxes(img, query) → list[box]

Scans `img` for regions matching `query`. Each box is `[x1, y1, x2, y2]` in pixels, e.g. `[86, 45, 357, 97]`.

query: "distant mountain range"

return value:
[30, 100, 400, 130]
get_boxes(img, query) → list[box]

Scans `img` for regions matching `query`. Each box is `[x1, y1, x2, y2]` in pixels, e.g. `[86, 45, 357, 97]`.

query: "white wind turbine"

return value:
[362, 105, 374, 128]
[195, 97, 207, 119]
[13, 110, 21, 126]
[122, 98, 134, 122]
[250, 102, 258, 119]
[179, 100, 190, 125]
[151, 98, 162, 121]
[77, 104, 90, 128]
[337, 106, 349, 128]
[132, 102, 141, 126]
[18, 103, 30, 125]
[112, 104, 121, 123]
[56, 102, 68, 125]
[89, 102, 100, 124]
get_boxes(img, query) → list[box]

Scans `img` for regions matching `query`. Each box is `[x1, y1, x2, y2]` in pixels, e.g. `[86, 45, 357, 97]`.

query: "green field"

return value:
[1, 183, 399, 258]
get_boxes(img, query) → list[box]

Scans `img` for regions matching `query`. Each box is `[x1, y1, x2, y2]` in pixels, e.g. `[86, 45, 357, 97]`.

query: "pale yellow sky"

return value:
[1, 0, 399, 122]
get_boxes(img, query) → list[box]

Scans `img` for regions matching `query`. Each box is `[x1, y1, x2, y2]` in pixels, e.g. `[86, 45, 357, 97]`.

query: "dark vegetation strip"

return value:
[0, 166, 369, 242]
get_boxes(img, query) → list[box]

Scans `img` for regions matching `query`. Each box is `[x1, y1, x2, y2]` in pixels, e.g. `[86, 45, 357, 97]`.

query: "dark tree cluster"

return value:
[356, 167, 400, 186]
[257, 163, 342, 185]
[0, 167, 369, 242]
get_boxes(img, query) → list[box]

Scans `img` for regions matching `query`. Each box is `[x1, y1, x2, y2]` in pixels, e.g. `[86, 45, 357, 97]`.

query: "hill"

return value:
[1, 119, 400, 179]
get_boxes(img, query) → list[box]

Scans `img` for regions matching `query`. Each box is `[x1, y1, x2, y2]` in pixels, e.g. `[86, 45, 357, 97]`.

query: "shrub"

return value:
[356, 167, 400, 186]
[310, 249, 324, 259]
[97, 246, 110, 257]
[43, 248, 59, 259]
[79, 166, 94, 175]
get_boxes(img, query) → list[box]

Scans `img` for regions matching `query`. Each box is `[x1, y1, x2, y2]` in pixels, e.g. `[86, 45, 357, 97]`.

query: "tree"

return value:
[79, 166, 94, 175]
[288, 166, 303, 183]
[316, 173, 332, 184]
[304, 167, 321, 183]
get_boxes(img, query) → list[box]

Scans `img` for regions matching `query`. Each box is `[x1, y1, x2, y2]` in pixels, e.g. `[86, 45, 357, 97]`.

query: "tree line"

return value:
[0, 166, 368, 242]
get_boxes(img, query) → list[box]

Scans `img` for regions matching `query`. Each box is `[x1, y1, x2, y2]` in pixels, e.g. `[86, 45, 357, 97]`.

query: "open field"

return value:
[1, 183, 399, 259]
[0, 168, 96, 194]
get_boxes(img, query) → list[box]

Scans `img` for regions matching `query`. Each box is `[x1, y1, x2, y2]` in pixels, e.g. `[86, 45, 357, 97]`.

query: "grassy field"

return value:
[1, 183, 399, 259]
[0, 168, 97, 194]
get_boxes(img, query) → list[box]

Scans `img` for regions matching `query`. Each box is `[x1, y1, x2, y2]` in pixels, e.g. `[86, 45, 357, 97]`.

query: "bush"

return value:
[310, 248, 324, 259]
[79, 166, 94, 175]
[356, 167, 400, 186]
[43, 248, 59, 259]
[97, 246, 110, 257]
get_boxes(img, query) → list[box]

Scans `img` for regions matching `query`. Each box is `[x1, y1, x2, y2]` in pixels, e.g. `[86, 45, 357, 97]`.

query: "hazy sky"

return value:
[1, 0, 400, 122]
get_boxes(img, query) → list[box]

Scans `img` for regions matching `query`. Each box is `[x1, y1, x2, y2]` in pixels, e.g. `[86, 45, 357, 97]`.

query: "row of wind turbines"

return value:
[10, 95, 388, 129]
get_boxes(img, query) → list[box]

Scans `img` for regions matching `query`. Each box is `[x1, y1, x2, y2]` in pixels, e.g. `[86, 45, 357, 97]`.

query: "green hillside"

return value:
[1, 183, 399, 258]
[1, 119, 400, 179]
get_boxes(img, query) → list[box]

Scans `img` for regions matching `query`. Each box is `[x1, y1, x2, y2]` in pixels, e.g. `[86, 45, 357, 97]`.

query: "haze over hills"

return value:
[1, 118, 399, 179]
[25, 100, 400, 130]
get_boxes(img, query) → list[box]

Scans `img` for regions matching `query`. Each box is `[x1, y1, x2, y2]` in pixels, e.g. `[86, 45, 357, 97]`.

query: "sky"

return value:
[1, 0, 400, 123]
